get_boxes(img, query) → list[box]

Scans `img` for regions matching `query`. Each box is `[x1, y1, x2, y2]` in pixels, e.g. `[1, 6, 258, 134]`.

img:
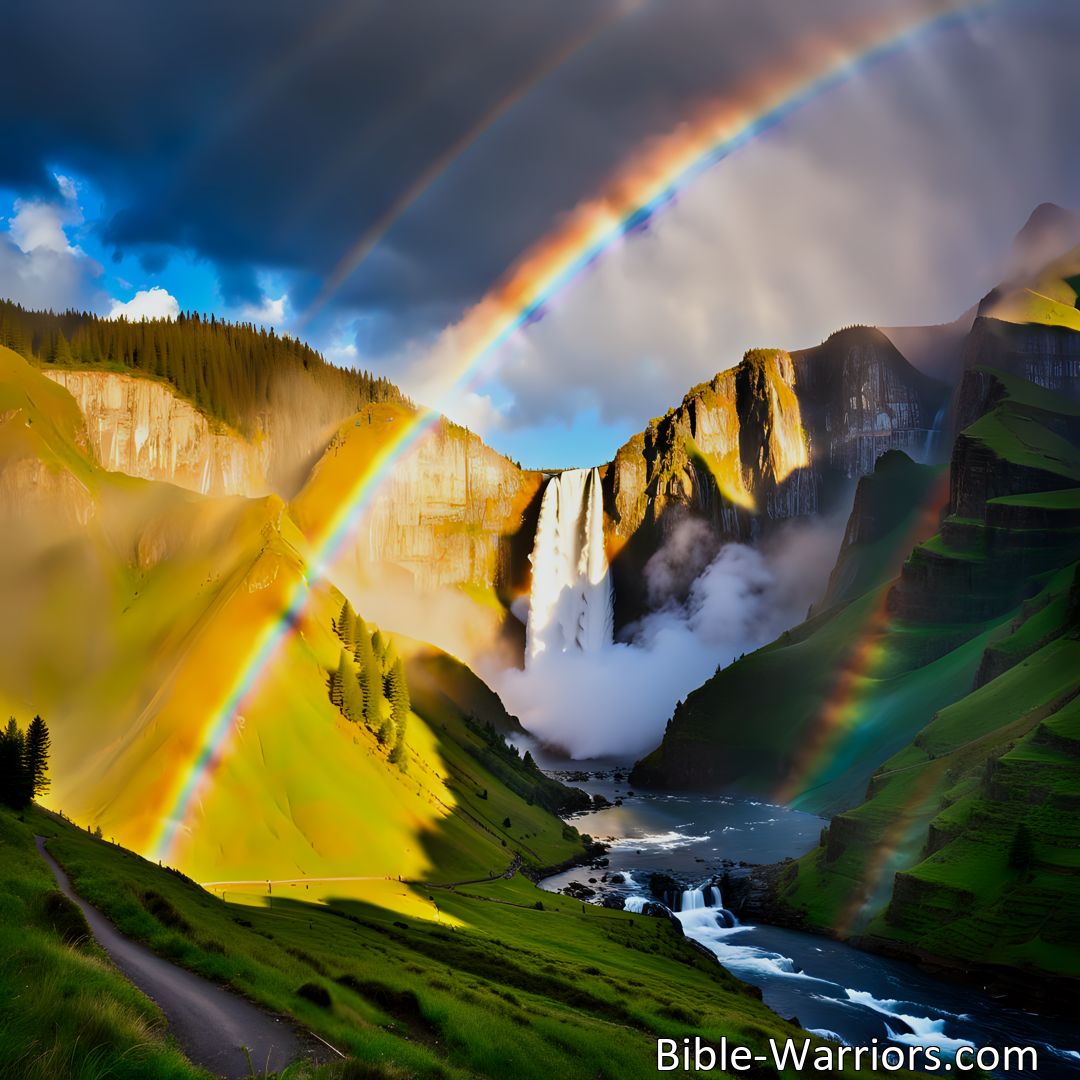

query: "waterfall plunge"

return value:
[526, 467, 614, 663]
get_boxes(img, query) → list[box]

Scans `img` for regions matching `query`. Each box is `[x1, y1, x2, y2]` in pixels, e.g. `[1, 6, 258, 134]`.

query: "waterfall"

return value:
[525, 467, 614, 662]
[921, 403, 947, 463]
[671, 883, 737, 930]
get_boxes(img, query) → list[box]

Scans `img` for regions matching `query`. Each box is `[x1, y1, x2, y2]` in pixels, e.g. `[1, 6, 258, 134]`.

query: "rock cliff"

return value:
[606, 327, 947, 620]
[961, 315, 1080, 398]
[364, 421, 542, 594]
[45, 369, 271, 496]
[293, 406, 543, 596]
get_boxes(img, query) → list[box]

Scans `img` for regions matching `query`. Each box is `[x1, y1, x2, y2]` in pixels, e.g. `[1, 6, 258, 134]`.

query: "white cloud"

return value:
[492, 515, 846, 760]
[9, 200, 74, 255]
[324, 340, 358, 365]
[0, 176, 102, 309]
[241, 292, 287, 327]
[55, 174, 79, 204]
[107, 286, 180, 321]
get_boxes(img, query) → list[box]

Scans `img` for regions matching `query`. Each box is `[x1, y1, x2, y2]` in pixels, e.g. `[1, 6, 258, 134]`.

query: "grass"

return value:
[0, 810, 205, 1080]
[23, 807, 898, 1079]
[777, 565, 1080, 977]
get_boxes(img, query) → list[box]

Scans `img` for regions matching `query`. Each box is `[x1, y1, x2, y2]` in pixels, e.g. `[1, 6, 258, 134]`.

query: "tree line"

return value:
[330, 600, 409, 768]
[0, 300, 409, 436]
[0, 715, 50, 809]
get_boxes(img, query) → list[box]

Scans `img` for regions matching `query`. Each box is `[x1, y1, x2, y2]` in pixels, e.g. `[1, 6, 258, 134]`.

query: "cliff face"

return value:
[609, 328, 943, 540]
[293, 407, 542, 595]
[961, 315, 1080, 398]
[45, 369, 271, 497]
[365, 423, 542, 593]
[606, 328, 946, 620]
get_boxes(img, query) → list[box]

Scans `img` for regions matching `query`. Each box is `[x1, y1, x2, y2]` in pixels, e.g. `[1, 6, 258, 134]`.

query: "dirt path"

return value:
[35, 836, 313, 1079]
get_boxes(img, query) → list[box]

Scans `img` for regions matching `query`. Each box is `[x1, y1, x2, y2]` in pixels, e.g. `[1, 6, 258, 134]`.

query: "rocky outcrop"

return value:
[45, 369, 271, 496]
[961, 315, 1080, 398]
[321, 415, 543, 594]
[820, 450, 944, 610]
[888, 368, 1080, 625]
[609, 328, 943, 539]
[606, 328, 946, 621]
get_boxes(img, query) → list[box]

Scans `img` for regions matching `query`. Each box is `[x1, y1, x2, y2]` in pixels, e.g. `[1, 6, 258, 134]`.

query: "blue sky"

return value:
[1, 0, 1079, 468]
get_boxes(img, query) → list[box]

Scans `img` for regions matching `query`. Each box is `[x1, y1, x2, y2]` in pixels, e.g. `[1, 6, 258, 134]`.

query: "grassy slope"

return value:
[0, 345, 925, 1078]
[761, 368, 1080, 984]
[636, 369, 1080, 817]
[0, 345, 582, 894]
[0, 811, 203, 1080]
[779, 564, 1080, 983]
[821, 452, 945, 609]
[982, 243, 1080, 332]
[28, 807, 899, 1080]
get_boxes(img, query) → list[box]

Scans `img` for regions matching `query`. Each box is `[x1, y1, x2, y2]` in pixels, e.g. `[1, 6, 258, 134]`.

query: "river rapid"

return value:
[538, 763, 1080, 1078]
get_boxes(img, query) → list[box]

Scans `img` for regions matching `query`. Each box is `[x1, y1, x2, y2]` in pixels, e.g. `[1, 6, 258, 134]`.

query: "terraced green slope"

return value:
[778, 565, 1080, 995]
[744, 369, 1080, 996]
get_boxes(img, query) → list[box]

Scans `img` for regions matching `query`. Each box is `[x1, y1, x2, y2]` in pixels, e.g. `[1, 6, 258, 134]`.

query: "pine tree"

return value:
[342, 663, 363, 723]
[388, 731, 407, 769]
[0, 718, 30, 809]
[329, 649, 349, 711]
[25, 715, 50, 798]
[377, 715, 395, 746]
[385, 658, 410, 736]
[522, 750, 538, 770]
[337, 599, 356, 646]
[371, 629, 388, 670]
[352, 620, 376, 724]
[49, 331, 72, 365]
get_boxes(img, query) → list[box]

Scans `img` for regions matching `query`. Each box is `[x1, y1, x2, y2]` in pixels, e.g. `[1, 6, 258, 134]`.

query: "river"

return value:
[538, 762, 1080, 1077]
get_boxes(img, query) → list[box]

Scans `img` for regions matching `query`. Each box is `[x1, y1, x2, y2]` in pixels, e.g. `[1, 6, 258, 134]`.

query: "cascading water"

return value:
[921, 403, 947, 463]
[674, 885, 738, 930]
[525, 467, 614, 661]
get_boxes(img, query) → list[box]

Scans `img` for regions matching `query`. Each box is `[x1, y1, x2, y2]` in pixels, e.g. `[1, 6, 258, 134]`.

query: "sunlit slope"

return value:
[0, 347, 581, 899]
[982, 243, 1080, 332]
[290, 403, 536, 665]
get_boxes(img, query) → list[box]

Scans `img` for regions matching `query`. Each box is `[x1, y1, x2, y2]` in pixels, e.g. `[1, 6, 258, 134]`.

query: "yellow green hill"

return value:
[0, 345, 580, 912]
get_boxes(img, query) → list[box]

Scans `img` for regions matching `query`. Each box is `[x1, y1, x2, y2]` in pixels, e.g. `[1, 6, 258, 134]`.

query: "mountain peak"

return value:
[1006, 201, 1080, 282]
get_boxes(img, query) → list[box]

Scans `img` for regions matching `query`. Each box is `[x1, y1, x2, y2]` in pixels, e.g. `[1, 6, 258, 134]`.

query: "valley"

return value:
[1, 209, 1079, 1077]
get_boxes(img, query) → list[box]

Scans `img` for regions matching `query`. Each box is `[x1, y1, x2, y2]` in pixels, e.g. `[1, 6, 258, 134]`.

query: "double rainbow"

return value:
[150, 0, 986, 862]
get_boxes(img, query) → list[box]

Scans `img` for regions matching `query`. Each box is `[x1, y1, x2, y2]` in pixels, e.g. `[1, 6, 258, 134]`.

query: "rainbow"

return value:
[774, 470, 951, 806]
[302, 0, 641, 326]
[150, 0, 985, 862]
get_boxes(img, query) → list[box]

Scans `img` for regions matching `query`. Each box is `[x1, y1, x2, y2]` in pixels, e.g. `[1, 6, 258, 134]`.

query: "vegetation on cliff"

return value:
[0, 299, 407, 436]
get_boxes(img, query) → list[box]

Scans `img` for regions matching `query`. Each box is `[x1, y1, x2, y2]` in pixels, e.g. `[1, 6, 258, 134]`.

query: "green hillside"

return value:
[778, 563, 1080, 994]
[11, 806, 888, 1080]
[0, 811, 203, 1080]
[681, 363, 1080, 994]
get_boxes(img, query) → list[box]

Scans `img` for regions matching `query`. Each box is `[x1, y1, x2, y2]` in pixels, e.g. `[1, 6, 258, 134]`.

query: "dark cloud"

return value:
[0, 0, 925, 330]
[2, 0, 1078, 363]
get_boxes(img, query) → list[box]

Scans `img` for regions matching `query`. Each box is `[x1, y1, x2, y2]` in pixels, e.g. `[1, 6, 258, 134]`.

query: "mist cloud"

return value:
[491, 514, 845, 760]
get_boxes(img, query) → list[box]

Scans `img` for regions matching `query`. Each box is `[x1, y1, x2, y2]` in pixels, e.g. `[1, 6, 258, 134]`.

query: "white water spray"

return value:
[525, 467, 614, 661]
